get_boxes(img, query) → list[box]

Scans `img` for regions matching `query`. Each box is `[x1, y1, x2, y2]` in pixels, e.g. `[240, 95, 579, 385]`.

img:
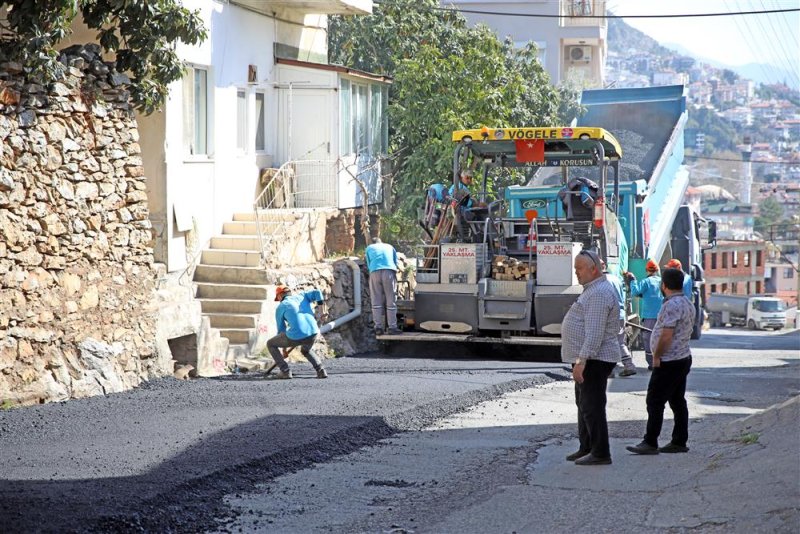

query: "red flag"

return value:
[514, 139, 545, 163]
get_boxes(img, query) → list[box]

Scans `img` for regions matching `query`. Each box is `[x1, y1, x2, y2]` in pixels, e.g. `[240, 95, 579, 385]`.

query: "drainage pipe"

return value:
[319, 259, 362, 334]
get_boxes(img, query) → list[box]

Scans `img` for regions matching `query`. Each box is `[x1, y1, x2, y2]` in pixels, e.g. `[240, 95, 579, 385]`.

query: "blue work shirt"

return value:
[630, 274, 664, 320]
[605, 272, 626, 321]
[276, 289, 323, 340]
[427, 183, 447, 203]
[365, 242, 398, 273]
[448, 182, 474, 208]
[681, 272, 693, 300]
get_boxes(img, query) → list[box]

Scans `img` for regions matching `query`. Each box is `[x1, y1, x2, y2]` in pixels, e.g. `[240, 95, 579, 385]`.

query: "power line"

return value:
[386, 3, 800, 19]
[686, 155, 800, 166]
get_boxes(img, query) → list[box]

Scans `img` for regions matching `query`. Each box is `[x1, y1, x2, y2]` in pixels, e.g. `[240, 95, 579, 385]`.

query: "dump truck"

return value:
[381, 85, 715, 347]
[707, 294, 787, 330]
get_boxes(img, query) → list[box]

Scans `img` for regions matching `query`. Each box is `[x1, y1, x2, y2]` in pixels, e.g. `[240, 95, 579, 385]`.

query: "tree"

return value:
[329, 0, 580, 241]
[754, 195, 784, 234]
[0, 0, 206, 114]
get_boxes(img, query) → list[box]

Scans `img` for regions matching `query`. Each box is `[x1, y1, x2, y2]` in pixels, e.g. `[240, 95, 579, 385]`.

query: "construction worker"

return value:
[664, 258, 693, 300]
[448, 169, 476, 209]
[602, 260, 638, 377]
[626, 259, 664, 370]
[365, 237, 400, 336]
[267, 285, 328, 379]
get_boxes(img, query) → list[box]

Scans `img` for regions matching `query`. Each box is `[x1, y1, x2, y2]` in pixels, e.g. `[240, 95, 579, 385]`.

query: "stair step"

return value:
[234, 211, 307, 222]
[222, 221, 260, 235]
[219, 329, 253, 345]
[210, 236, 261, 251]
[195, 283, 271, 300]
[208, 313, 258, 329]
[194, 264, 271, 285]
[200, 299, 264, 314]
[201, 249, 261, 267]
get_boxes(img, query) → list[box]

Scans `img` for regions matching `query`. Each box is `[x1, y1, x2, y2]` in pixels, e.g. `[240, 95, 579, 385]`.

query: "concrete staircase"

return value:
[194, 212, 277, 358]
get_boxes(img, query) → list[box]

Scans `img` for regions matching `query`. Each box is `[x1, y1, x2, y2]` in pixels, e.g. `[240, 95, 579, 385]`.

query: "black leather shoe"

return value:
[565, 449, 590, 461]
[626, 441, 659, 455]
[659, 442, 689, 453]
[574, 454, 612, 465]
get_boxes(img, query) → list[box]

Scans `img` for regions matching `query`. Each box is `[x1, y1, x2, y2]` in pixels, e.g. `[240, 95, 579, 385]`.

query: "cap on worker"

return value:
[665, 258, 682, 270]
[275, 285, 291, 301]
[645, 259, 659, 273]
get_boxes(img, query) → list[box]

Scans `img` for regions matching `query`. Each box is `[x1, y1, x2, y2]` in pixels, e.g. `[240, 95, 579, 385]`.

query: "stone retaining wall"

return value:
[0, 45, 167, 405]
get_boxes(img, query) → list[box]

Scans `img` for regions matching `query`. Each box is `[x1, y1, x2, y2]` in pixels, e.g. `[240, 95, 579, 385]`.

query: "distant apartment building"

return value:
[702, 200, 755, 240]
[703, 240, 767, 300]
[652, 71, 688, 87]
[765, 256, 799, 306]
[443, 0, 608, 87]
[722, 106, 753, 126]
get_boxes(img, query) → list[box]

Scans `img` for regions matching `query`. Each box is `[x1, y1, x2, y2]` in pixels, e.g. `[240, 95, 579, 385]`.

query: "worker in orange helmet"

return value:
[664, 259, 693, 301]
[625, 259, 663, 370]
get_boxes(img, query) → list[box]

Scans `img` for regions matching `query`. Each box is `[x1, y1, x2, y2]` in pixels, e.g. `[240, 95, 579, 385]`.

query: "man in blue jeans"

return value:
[267, 285, 328, 379]
[627, 268, 694, 455]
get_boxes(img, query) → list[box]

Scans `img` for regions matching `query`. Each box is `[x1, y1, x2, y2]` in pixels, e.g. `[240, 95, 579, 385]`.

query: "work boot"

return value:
[574, 454, 612, 465]
[619, 367, 637, 377]
[626, 440, 659, 455]
[316, 368, 328, 379]
[659, 442, 689, 453]
[386, 327, 402, 335]
[272, 369, 292, 380]
[374, 328, 385, 337]
[565, 449, 590, 461]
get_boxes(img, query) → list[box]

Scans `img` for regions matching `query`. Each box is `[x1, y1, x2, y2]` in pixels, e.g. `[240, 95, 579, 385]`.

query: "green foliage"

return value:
[0, 0, 207, 114]
[687, 107, 739, 154]
[329, 0, 580, 244]
[739, 432, 759, 445]
[754, 195, 785, 233]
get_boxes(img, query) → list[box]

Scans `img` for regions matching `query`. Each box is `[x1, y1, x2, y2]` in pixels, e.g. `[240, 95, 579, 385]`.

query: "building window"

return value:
[744, 251, 750, 267]
[183, 66, 209, 156]
[756, 250, 763, 266]
[340, 78, 388, 157]
[236, 90, 247, 152]
[732, 250, 738, 267]
[722, 252, 728, 268]
[721, 283, 728, 293]
[756, 281, 761, 293]
[785, 268, 795, 279]
[732, 282, 738, 293]
[746, 282, 751, 294]
[568, 0, 594, 16]
[255, 92, 266, 152]
[710, 284, 717, 293]
[711, 252, 717, 269]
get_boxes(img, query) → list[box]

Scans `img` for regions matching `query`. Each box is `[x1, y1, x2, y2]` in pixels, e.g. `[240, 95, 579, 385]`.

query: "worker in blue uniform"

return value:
[626, 259, 664, 370]
[267, 285, 328, 379]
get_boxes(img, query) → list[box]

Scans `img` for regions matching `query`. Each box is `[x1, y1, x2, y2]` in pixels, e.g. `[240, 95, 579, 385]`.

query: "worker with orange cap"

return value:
[664, 259, 693, 300]
[625, 259, 663, 370]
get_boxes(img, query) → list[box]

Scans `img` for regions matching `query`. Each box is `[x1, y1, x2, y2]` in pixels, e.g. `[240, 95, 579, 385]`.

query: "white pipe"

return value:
[319, 259, 361, 333]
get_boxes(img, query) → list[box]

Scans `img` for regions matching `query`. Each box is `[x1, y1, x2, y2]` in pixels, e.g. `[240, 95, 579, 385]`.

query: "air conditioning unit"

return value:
[567, 45, 592, 63]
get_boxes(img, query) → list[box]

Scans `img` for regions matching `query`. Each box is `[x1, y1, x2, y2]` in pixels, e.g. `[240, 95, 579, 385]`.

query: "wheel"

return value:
[748, 319, 756, 330]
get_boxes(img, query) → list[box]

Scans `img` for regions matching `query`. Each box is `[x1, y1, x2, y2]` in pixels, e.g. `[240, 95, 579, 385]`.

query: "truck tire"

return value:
[748, 319, 757, 330]
[690, 290, 702, 340]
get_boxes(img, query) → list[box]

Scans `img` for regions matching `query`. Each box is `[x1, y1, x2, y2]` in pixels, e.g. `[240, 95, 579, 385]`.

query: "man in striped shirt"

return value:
[561, 248, 621, 466]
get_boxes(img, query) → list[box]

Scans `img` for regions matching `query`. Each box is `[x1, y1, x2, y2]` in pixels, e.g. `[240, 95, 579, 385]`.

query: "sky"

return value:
[607, 0, 800, 85]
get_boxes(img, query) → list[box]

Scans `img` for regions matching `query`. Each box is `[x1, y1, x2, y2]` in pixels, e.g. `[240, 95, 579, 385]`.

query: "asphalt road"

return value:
[0, 343, 566, 533]
[0, 329, 797, 533]
[224, 327, 800, 534]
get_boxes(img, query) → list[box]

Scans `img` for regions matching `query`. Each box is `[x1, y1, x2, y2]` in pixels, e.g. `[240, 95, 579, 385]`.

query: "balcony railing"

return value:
[561, 0, 607, 28]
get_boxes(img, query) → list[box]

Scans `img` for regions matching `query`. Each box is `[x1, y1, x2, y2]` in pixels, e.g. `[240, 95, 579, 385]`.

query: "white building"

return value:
[442, 0, 608, 88]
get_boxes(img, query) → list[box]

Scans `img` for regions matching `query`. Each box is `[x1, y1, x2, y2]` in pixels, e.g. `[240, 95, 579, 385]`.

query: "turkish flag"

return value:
[515, 139, 545, 163]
